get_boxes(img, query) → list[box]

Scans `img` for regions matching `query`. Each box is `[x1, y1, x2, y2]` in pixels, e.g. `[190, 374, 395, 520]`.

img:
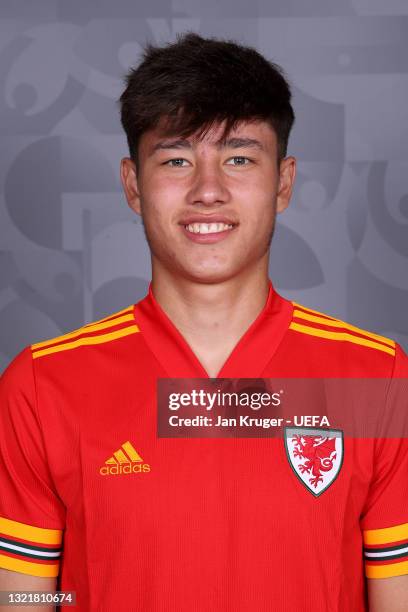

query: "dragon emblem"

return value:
[284, 427, 343, 496]
[291, 435, 337, 488]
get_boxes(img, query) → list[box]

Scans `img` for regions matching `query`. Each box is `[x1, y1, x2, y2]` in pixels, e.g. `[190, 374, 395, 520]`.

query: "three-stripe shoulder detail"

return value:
[31, 306, 139, 360]
[289, 302, 395, 357]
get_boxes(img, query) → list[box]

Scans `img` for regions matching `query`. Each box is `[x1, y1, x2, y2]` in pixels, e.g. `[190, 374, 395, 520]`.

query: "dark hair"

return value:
[118, 32, 295, 167]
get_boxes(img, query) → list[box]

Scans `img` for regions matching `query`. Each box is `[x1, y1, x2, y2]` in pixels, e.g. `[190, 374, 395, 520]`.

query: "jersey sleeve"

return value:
[360, 342, 408, 579]
[0, 347, 65, 577]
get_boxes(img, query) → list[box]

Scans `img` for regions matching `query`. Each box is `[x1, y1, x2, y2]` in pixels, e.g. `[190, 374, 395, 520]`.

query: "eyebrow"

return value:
[149, 137, 265, 155]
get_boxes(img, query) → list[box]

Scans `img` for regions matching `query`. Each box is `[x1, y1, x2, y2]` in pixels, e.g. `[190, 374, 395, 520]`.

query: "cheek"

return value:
[235, 176, 277, 207]
[140, 182, 167, 216]
[142, 203, 166, 236]
[141, 180, 182, 220]
[143, 171, 184, 198]
[240, 195, 277, 231]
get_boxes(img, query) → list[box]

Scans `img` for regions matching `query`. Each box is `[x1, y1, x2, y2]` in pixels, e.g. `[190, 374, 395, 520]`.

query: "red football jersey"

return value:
[1, 279, 407, 611]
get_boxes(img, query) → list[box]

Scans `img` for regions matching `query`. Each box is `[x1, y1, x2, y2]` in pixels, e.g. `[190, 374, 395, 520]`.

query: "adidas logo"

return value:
[100, 440, 151, 476]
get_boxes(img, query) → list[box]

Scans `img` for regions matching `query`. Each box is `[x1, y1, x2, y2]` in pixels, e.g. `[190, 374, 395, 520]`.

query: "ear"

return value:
[120, 157, 142, 215]
[276, 156, 296, 214]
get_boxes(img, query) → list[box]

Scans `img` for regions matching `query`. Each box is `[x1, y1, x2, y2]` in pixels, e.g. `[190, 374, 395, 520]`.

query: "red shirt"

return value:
[1, 279, 407, 611]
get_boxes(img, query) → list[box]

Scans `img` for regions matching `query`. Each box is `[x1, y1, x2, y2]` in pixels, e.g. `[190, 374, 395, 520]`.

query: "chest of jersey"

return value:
[36, 344, 375, 611]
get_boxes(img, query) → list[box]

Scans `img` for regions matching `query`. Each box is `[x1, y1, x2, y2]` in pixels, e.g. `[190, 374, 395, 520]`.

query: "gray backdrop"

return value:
[1, 1, 408, 372]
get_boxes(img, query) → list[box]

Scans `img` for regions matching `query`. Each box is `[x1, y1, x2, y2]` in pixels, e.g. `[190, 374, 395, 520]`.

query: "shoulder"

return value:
[286, 300, 403, 376]
[30, 305, 139, 363]
[289, 301, 396, 357]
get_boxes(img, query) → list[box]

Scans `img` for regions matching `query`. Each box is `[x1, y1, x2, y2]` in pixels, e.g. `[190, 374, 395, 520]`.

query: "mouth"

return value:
[180, 221, 238, 243]
[183, 222, 235, 234]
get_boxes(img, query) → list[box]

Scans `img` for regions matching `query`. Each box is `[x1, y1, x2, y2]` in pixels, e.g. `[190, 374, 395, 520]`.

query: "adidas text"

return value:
[100, 463, 151, 476]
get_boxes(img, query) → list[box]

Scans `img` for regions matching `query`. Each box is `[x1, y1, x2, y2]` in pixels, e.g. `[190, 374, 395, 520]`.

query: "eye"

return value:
[163, 158, 189, 167]
[226, 156, 252, 166]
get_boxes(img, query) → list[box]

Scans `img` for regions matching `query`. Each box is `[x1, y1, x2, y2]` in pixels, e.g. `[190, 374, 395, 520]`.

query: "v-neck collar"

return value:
[133, 278, 293, 378]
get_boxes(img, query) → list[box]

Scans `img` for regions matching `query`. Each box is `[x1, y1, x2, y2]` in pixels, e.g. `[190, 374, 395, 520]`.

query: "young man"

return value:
[1, 33, 407, 611]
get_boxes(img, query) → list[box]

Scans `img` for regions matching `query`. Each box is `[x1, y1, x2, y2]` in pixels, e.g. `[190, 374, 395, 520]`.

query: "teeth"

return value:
[185, 223, 234, 234]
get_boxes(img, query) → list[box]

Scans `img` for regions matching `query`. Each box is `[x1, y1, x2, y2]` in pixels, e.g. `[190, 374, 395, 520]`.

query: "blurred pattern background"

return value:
[1, 0, 408, 372]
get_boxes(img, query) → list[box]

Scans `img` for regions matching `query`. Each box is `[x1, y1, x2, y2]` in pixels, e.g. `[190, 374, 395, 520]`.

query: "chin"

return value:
[179, 266, 239, 284]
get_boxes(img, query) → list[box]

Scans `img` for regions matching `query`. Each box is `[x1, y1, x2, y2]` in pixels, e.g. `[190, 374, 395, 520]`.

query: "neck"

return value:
[150, 262, 271, 348]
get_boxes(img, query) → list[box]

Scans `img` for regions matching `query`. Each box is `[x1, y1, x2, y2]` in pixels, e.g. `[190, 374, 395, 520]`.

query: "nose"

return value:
[186, 159, 231, 207]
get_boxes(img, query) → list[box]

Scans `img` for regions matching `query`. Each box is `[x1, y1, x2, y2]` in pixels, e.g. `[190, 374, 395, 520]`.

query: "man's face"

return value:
[120, 118, 296, 283]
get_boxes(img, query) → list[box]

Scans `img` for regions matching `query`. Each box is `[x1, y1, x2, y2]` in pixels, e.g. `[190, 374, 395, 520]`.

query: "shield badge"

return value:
[284, 427, 344, 497]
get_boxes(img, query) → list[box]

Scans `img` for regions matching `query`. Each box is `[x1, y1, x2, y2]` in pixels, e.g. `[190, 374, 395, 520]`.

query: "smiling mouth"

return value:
[183, 222, 236, 234]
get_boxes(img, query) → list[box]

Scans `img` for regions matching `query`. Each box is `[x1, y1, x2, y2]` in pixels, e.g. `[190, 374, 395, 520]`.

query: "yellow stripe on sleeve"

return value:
[32, 313, 136, 350]
[0, 517, 62, 546]
[363, 522, 408, 546]
[32, 326, 139, 359]
[292, 309, 395, 348]
[0, 553, 60, 577]
[289, 322, 395, 356]
[83, 306, 134, 328]
[292, 302, 338, 320]
[366, 560, 408, 579]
